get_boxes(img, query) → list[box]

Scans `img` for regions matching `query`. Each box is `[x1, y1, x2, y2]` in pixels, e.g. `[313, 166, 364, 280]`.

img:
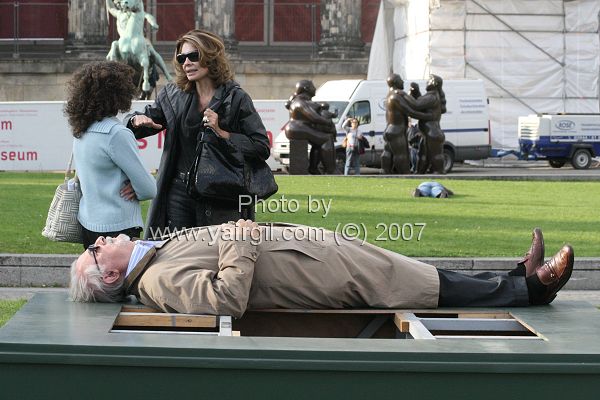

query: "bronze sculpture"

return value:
[401, 75, 447, 174]
[285, 80, 337, 174]
[382, 74, 429, 174]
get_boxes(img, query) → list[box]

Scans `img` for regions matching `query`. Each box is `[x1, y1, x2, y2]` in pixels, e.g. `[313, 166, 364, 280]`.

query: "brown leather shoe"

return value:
[534, 244, 574, 305]
[521, 227, 544, 277]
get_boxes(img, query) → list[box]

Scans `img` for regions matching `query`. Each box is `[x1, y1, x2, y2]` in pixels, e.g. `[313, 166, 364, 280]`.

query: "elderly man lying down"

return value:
[70, 220, 572, 318]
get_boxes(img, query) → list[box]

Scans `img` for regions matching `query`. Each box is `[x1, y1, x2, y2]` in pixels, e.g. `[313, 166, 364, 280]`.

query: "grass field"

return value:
[1, 172, 599, 257]
[0, 299, 26, 327]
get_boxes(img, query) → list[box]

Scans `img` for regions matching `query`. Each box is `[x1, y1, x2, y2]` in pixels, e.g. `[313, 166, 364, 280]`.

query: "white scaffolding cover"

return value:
[368, 0, 600, 150]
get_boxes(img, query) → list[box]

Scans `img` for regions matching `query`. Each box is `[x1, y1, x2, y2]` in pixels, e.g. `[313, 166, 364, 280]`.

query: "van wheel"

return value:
[443, 148, 455, 173]
[571, 149, 592, 169]
[548, 159, 565, 168]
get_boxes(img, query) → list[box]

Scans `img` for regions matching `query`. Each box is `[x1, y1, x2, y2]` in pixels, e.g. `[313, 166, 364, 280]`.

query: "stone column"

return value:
[196, 0, 238, 55]
[67, 0, 108, 55]
[318, 0, 365, 59]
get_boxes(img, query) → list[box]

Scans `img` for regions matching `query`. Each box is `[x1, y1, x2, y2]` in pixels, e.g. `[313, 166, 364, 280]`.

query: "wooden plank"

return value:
[508, 313, 547, 340]
[394, 313, 435, 340]
[393, 314, 411, 333]
[110, 330, 222, 336]
[114, 312, 217, 328]
[120, 305, 161, 313]
[393, 313, 407, 332]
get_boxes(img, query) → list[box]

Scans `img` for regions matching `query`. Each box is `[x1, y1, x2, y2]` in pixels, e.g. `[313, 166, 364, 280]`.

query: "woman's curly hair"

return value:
[65, 61, 138, 138]
[173, 29, 234, 92]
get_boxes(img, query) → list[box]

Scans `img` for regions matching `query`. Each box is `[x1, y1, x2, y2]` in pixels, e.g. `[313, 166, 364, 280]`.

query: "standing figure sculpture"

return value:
[106, 0, 173, 98]
[285, 80, 337, 174]
[382, 74, 429, 174]
[402, 75, 447, 174]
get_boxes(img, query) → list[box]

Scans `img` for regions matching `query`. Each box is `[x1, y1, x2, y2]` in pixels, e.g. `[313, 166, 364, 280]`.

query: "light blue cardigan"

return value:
[73, 117, 156, 233]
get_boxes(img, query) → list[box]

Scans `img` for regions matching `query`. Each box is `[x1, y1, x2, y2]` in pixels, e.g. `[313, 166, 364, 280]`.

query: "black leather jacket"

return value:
[127, 81, 270, 237]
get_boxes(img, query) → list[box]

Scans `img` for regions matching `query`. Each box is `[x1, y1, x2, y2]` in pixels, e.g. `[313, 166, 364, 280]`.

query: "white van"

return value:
[273, 79, 491, 173]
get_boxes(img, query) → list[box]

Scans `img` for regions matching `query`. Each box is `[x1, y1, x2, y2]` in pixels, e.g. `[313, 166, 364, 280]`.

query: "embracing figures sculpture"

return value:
[382, 73, 447, 174]
[106, 0, 172, 97]
[382, 75, 429, 174]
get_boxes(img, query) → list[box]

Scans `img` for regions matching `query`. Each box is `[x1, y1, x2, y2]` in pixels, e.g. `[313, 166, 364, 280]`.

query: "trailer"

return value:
[518, 114, 600, 169]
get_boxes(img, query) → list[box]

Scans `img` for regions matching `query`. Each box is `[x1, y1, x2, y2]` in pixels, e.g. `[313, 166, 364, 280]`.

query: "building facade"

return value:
[0, 0, 378, 101]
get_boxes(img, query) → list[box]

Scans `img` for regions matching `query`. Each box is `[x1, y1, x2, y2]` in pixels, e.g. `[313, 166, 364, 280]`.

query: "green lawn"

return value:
[0, 299, 26, 327]
[258, 176, 600, 257]
[1, 172, 599, 257]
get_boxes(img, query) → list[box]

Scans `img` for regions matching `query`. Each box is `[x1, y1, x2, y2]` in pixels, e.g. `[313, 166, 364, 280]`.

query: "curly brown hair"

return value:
[173, 29, 234, 92]
[65, 61, 138, 138]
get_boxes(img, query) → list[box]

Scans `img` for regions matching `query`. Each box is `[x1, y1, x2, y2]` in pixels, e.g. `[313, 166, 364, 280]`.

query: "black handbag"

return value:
[358, 136, 369, 155]
[187, 128, 247, 202]
[187, 128, 279, 202]
[186, 83, 278, 202]
[245, 158, 278, 200]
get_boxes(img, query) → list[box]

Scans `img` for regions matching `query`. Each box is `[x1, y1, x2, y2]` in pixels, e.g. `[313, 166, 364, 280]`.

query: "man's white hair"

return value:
[69, 261, 126, 303]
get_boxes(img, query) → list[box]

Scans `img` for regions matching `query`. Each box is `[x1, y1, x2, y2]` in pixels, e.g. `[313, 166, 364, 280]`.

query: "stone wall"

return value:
[0, 58, 367, 101]
[1, 253, 598, 289]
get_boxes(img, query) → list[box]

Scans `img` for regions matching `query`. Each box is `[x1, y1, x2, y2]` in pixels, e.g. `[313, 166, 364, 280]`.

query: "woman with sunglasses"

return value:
[127, 29, 270, 239]
[65, 61, 157, 249]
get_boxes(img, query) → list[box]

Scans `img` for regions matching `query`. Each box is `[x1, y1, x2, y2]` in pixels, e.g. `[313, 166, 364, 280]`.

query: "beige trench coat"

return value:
[124, 223, 440, 317]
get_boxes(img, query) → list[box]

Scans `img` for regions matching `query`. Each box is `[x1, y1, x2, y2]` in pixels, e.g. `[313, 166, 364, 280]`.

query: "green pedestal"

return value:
[1, 293, 599, 399]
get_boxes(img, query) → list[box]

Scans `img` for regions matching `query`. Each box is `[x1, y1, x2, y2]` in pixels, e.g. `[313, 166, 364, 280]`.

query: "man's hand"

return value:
[220, 220, 262, 244]
[234, 219, 261, 242]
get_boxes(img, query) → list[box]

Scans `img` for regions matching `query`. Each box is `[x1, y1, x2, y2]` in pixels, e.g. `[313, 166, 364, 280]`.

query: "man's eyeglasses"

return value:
[87, 244, 102, 274]
[176, 51, 200, 65]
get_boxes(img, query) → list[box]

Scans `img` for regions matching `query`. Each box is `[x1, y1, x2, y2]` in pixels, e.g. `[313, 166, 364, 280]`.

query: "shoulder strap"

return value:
[209, 83, 241, 114]
[65, 151, 75, 182]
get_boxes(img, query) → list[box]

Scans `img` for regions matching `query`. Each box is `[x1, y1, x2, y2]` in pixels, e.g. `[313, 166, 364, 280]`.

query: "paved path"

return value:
[358, 157, 600, 180]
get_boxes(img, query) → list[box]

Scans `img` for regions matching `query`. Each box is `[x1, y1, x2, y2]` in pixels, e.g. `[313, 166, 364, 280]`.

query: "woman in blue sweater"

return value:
[65, 61, 157, 248]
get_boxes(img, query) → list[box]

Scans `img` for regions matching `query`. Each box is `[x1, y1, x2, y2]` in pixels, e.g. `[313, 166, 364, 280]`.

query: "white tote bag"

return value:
[42, 153, 83, 243]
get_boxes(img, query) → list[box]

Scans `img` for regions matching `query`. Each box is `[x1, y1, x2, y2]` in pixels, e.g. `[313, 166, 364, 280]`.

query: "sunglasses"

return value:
[176, 51, 200, 65]
[87, 244, 102, 274]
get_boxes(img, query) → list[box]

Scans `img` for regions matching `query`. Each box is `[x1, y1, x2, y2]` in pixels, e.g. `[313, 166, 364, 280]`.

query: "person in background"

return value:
[126, 29, 270, 238]
[407, 118, 422, 173]
[413, 181, 453, 198]
[65, 61, 157, 249]
[343, 117, 363, 176]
